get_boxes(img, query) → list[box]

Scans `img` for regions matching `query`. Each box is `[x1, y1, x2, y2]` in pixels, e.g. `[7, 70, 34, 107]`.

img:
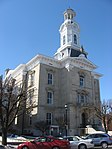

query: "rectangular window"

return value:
[46, 113, 52, 125]
[29, 90, 34, 105]
[29, 72, 35, 87]
[80, 76, 84, 87]
[47, 91, 53, 104]
[80, 94, 85, 103]
[48, 73, 53, 84]
[31, 73, 35, 86]
[77, 94, 85, 103]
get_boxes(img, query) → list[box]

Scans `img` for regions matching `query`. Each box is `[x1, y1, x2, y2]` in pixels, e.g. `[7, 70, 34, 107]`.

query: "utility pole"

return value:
[65, 104, 68, 137]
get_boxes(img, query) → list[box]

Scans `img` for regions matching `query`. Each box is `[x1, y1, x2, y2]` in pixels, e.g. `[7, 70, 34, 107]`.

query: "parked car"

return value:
[7, 134, 27, 141]
[6, 134, 27, 144]
[83, 133, 112, 148]
[63, 136, 94, 149]
[17, 136, 70, 149]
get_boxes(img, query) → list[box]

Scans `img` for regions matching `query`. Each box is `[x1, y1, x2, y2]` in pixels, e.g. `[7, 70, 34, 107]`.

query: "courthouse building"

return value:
[7, 8, 102, 136]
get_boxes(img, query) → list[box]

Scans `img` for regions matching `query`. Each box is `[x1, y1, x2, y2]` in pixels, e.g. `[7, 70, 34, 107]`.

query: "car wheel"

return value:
[22, 146, 29, 149]
[52, 147, 60, 149]
[78, 144, 87, 149]
[101, 142, 108, 148]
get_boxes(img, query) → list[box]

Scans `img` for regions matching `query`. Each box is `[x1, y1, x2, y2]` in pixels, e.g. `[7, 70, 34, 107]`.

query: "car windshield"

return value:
[35, 137, 53, 142]
[66, 136, 79, 141]
[85, 134, 95, 139]
[75, 136, 82, 140]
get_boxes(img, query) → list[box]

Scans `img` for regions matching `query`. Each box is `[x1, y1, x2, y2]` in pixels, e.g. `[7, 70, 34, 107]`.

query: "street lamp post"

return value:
[65, 104, 68, 137]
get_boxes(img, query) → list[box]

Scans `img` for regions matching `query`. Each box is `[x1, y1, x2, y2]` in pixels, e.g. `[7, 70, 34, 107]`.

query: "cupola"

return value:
[54, 8, 87, 60]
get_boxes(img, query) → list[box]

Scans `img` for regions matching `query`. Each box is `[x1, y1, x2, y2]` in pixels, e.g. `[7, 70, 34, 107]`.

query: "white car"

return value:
[7, 134, 27, 142]
[63, 136, 94, 149]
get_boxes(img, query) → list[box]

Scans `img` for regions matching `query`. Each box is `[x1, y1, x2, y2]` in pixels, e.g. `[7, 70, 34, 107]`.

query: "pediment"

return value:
[63, 56, 97, 71]
[74, 57, 97, 70]
[75, 57, 97, 69]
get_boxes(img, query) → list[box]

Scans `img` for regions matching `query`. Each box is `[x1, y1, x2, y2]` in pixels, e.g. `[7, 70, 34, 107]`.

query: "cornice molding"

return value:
[91, 72, 103, 79]
[55, 44, 80, 54]
[26, 54, 61, 70]
[61, 56, 97, 71]
[6, 64, 26, 78]
[7, 54, 100, 78]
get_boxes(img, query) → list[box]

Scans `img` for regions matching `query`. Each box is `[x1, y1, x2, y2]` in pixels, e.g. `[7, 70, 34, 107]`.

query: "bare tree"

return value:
[55, 116, 66, 136]
[0, 73, 37, 145]
[34, 121, 50, 136]
[94, 99, 112, 133]
[55, 116, 65, 128]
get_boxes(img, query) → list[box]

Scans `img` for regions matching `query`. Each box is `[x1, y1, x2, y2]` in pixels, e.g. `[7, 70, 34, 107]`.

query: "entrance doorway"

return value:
[82, 112, 88, 128]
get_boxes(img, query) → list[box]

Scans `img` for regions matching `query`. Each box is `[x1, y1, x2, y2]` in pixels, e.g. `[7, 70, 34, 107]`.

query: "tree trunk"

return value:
[103, 117, 108, 133]
[2, 128, 7, 145]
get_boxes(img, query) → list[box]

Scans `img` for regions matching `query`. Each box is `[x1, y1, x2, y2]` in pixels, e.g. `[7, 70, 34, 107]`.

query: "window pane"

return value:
[63, 35, 65, 45]
[46, 113, 52, 125]
[47, 91, 53, 104]
[48, 73, 53, 84]
[68, 14, 70, 19]
[80, 76, 84, 87]
[29, 73, 35, 86]
[29, 90, 34, 105]
[81, 95, 84, 103]
[77, 94, 85, 103]
[74, 34, 77, 44]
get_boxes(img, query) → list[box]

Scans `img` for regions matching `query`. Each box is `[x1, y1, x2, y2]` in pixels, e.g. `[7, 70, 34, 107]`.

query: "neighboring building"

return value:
[6, 8, 102, 136]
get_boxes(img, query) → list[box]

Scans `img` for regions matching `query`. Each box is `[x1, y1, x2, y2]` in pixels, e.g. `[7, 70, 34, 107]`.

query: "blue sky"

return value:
[0, 0, 111, 100]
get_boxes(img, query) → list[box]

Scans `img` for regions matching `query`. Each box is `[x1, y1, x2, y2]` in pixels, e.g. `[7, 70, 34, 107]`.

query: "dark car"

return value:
[17, 136, 70, 149]
[84, 133, 112, 148]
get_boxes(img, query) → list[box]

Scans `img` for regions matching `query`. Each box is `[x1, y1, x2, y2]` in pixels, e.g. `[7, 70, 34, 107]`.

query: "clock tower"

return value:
[54, 8, 87, 60]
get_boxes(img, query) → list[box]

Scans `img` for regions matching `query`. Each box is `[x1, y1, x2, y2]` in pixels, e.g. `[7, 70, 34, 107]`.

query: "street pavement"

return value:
[95, 145, 112, 149]
[8, 144, 112, 149]
[1, 144, 112, 149]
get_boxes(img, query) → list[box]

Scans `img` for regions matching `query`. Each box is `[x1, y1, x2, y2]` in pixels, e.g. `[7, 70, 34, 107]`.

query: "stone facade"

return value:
[6, 8, 102, 136]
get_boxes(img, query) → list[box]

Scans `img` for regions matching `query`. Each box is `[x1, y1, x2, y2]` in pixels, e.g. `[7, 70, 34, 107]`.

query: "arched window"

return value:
[63, 35, 66, 45]
[71, 14, 73, 19]
[74, 34, 77, 44]
[68, 13, 70, 19]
